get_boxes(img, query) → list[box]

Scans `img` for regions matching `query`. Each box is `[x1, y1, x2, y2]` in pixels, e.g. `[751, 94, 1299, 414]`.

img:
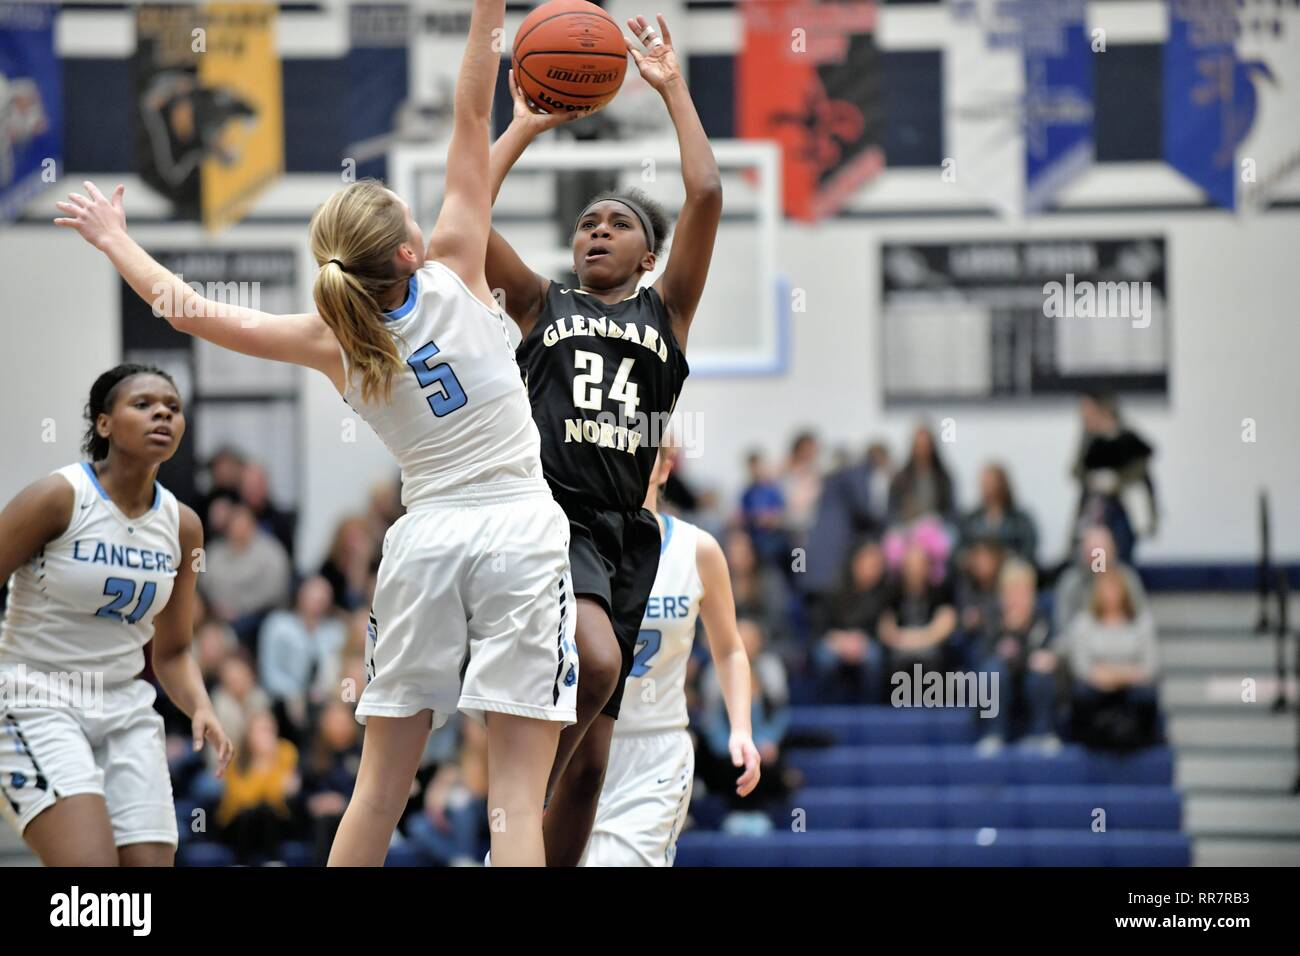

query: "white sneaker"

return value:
[975, 734, 1005, 757]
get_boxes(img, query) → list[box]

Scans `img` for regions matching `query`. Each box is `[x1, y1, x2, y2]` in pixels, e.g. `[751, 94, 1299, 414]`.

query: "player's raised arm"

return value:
[484, 70, 582, 334]
[425, 0, 506, 302]
[696, 530, 762, 797]
[54, 181, 344, 390]
[626, 14, 722, 346]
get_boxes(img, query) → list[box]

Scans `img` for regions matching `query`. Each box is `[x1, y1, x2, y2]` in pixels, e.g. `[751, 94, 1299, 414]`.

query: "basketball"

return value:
[512, 0, 627, 114]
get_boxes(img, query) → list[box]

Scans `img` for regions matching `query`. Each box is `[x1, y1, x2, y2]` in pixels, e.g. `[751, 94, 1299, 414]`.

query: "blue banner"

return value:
[1164, 0, 1237, 209]
[0, 2, 61, 223]
[1020, 0, 1094, 213]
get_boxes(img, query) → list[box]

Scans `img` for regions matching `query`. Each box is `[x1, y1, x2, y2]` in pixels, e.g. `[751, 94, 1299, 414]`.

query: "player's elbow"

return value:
[687, 176, 723, 205]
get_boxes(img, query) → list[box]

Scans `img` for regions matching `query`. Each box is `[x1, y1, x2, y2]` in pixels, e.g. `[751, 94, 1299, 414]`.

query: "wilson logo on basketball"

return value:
[545, 68, 618, 84]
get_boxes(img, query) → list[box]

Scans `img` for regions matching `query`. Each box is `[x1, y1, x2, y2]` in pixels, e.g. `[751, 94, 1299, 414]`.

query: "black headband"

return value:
[575, 198, 655, 251]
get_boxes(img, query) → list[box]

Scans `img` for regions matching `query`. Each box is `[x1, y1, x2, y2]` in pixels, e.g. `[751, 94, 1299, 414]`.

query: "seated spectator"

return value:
[210, 650, 271, 774]
[954, 538, 1005, 661]
[195, 618, 238, 692]
[1053, 524, 1148, 636]
[197, 446, 245, 539]
[973, 560, 1060, 755]
[878, 543, 957, 675]
[1063, 569, 1160, 751]
[812, 540, 889, 704]
[320, 515, 375, 612]
[724, 528, 793, 655]
[739, 450, 787, 568]
[241, 461, 297, 560]
[696, 618, 795, 833]
[301, 701, 362, 866]
[258, 576, 347, 747]
[200, 503, 292, 647]
[960, 463, 1038, 565]
[864, 442, 893, 527]
[404, 718, 489, 867]
[216, 710, 300, 864]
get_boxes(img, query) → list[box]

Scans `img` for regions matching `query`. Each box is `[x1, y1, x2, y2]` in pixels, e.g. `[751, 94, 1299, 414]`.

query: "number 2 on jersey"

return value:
[408, 340, 467, 416]
[572, 350, 639, 418]
[631, 628, 662, 678]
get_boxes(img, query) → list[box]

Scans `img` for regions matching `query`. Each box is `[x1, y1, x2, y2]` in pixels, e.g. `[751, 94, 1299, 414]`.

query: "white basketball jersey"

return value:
[617, 515, 703, 735]
[341, 260, 544, 508]
[0, 463, 181, 686]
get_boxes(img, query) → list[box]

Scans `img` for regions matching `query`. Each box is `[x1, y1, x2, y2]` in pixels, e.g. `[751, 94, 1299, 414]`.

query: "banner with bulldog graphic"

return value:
[133, 3, 282, 230]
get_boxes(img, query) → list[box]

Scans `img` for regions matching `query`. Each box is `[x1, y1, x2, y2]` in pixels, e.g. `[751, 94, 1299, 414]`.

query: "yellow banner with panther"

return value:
[197, 2, 283, 232]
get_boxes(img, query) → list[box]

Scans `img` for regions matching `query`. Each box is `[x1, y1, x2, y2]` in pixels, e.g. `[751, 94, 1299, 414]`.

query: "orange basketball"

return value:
[512, 0, 627, 114]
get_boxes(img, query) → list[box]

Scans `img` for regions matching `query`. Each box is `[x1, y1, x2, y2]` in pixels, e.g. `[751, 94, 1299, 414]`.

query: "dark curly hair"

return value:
[82, 363, 178, 461]
[578, 186, 671, 258]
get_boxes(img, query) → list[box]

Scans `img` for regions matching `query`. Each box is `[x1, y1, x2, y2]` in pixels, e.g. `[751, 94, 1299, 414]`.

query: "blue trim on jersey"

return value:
[383, 273, 420, 322]
[81, 462, 109, 501]
[660, 513, 675, 555]
[83, 462, 163, 512]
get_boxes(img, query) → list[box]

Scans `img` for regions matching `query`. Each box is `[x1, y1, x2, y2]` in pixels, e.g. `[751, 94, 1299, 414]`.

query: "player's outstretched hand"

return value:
[53, 181, 128, 250]
[730, 732, 762, 797]
[192, 705, 235, 778]
[624, 14, 681, 92]
[507, 68, 588, 137]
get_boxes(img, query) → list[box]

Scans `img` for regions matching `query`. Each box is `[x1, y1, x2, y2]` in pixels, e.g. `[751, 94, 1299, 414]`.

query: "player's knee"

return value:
[576, 643, 621, 708]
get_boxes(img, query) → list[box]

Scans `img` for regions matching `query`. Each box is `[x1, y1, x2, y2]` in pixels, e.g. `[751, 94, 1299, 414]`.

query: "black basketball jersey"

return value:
[517, 282, 689, 511]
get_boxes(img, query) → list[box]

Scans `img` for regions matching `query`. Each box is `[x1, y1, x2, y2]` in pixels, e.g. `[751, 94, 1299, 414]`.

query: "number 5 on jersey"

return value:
[408, 340, 467, 416]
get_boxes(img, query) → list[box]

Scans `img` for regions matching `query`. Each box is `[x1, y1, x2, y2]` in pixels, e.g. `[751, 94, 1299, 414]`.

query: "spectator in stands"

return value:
[960, 463, 1038, 565]
[954, 538, 1005, 662]
[1062, 569, 1160, 750]
[319, 515, 375, 613]
[1071, 391, 1158, 564]
[781, 431, 823, 551]
[864, 441, 893, 527]
[195, 618, 237, 692]
[739, 450, 787, 568]
[200, 502, 292, 646]
[725, 528, 794, 655]
[196, 446, 244, 538]
[801, 444, 888, 618]
[887, 424, 956, 525]
[210, 650, 271, 774]
[697, 618, 794, 834]
[812, 539, 888, 704]
[240, 461, 296, 560]
[300, 701, 362, 866]
[216, 710, 300, 865]
[878, 543, 958, 674]
[258, 576, 347, 747]
[973, 560, 1061, 755]
[1053, 524, 1148, 637]
[404, 718, 489, 867]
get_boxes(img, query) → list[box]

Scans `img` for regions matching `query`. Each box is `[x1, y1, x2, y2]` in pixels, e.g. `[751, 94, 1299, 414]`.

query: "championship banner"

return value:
[1163, 0, 1237, 209]
[198, 3, 283, 232]
[738, 0, 883, 221]
[947, 0, 1093, 218]
[0, 2, 60, 224]
[1232, 2, 1300, 210]
[133, 3, 283, 230]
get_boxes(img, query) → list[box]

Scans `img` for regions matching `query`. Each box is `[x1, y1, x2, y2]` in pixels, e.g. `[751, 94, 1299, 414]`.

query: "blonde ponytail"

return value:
[309, 180, 412, 403]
